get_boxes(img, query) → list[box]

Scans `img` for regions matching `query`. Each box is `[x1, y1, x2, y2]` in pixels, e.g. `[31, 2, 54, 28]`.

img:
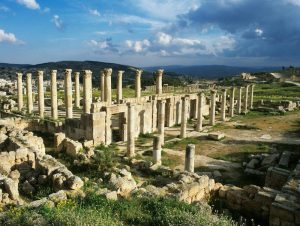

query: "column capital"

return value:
[26, 73, 32, 78]
[64, 69, 72, 74]
[135, 69, 143, 76]
[118, 70, 125, 75]
[51, 70, 57, 74]
[16, 72, 22, 77]
[156, 69, 164, 76]
[104, 68, 112, 76]
[126, 102, 135, 107]
[74, 71, 80, 76]
[158, 99, 166, 104]
[221, 88, 227, 92]
[210, 89, 216, 94]
[231, 86, 236, 91]
[37, 70, 44, 76]
[197, 92, 205, 97]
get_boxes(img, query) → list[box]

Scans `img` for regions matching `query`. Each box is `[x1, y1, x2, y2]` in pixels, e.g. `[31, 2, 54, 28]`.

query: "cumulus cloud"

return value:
[52, 15, 63, 29]
[176, 0, 300, 58]
[88, 38, 119, 53]
[89, 9, 100, 16]
[16, 0, 40, 10]
[0, 29, 24, 44]
[126, 39, 151, 53]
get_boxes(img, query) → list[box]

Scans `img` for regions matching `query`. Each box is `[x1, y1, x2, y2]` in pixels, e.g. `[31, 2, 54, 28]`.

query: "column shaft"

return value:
[17, 73, 23, 111]
[64, 69, 73, 119]
[210, 90, 216, 126]
[180, 96, 188, 138]
[196, 92, 204, 131]
[250, 84, 255, 109]
[135, 70, 142, 98]
[153, 135, 162, 165]
[83, 70, 92, 114]
[237, 87, 243, 114]
[100, 70, 105, 101]
[117, 71, 124, 103]
[127, 103, 135, 157]
[221, 89, 227, 121]
[75, 72, 80, 108]
[229, 87, 235, 117]
[244, 85, 249, 113]
[26, 73, 33, 114]
[104, 68, 112, 106]
[157, 99, 166, 144]
[51, 70, 58, 120]
[37, 71, 44, 118]
[156, 69, 164, 95]
[185, 144, 195, 173]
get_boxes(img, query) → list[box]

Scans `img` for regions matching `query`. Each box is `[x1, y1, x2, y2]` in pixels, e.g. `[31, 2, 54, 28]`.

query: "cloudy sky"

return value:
[0, 0, 300, 67]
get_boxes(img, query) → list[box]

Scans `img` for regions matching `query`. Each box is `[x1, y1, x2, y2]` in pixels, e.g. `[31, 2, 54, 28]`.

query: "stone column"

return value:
[156, 69, 164, 95]
[64, 69, 73, 119]
[180, 96, 188, 138]
[221, 89, 227, 121]
[157, 99, 166, 145]
[74, 72, 80, 108]
[117, 70, 124, 103]
[37, 71, 44, 118]
[250, 84, 255, 109]
[104, 68, 112, 106]
[127, 103, 135, 157]
[50, 70, 58, 120]
[237, 87, 243, 114]
[210, 90, 216, 126]
[16, 73, 23, 111]
[185, 144, 195, 173]
[196, 92, 205, 131]
[83, 70, 92, 114]
[135, 69, 142, 98]
[100, 70, 105, 101]
[26, 73, 33, 114]
[244, 85, 249, 113]
[153, 135, 162, 165]
[229, 87, 235, 117]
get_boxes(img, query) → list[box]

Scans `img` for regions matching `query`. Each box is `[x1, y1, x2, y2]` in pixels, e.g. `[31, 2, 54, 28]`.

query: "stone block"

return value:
[208, 132, 225, 141]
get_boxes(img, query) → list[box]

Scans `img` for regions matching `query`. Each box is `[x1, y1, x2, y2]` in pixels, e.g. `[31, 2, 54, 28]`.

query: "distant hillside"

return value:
[0, 61, 183, 87]
[144, 65, 281, 78]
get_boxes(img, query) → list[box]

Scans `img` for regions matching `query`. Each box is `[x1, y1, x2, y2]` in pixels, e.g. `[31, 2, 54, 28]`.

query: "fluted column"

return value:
[196, 92, 205, 131]
[210, 90, 216, 126]
[104, 68, 112, 106]
[51, 70, 58, 120]
[26, 73, 33, 114]
[229, 87, 235, 117]
[117, 70, 124, 103]
[100, 70, 105, 101]
[237, 87, 243, 114]
[135, 69, 142, 98]
[75, 72, 80, 108]
[156, 69, 164, 95]
[16, 73, 23, 111]
[157, 99, 166, 145]
[185, 144, 195, 173]
[127, 103, 135, 157]
[221, 89, 227, 121]
[64, 69, 73, 119]
[37, 71, 44, 118]
[250, 84, 255, 109]
[244, 85, 249, 113]
[180, 96, 189, 138]
[83, 70, 93, 114]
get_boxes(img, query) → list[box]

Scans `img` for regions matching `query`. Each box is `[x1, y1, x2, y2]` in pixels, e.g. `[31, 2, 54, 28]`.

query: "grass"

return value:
[1, 192, 237, 226]
[253, 82, 300, 102]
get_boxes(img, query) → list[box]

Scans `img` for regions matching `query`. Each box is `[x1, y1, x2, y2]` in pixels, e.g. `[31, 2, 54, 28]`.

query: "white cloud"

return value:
[284, 0, 300, 6]
[255, 28, 263, 37]
[126, 39, 151, 53]
[130, 0, 201, 20]
[43, 7, 50, 13]
[52, 15, 63, 29]
[95, 31, 107, 35]
[16, 0, 40, 10]
[89, 9, 100, 16]
[88, 40, 109, 49]
[0, 29, 18, 43]
[157, 32, 173, 45]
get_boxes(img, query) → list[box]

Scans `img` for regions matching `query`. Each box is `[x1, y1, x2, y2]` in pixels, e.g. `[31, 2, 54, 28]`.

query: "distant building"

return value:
[240, 72, 256, 80]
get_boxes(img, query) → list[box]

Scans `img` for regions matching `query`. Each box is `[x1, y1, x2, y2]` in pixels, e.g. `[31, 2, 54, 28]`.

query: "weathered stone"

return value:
[49, 190, 67, 203]
[22, 180, 36, 195]
[105, 191, 118, 201]
[9, 170, 20, 180]
[4, 178, 19, 200]
[54, 133, 66, 151]
[67, 176, 84, 190]
[208, 132, 225, 141]
[64, 138, 83, 157]
[279, 151, 292, 168]
[109, 173, 137, 197]
[261, 154, 279, 166]
[246, 158, 260, 169]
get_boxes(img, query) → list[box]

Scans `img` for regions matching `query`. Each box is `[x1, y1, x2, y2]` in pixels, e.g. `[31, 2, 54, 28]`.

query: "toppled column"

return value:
[127, 103, 135, 157]
[16, 73, 23, 111]
[229, 87, 235, 117]
[100, 70, 105, 101]
[64, 69, 73, 119]
[237, 87, 243, 114]
[250, 84, 255, 109]
[155, 69, 164, 95]
[157, 99, 166, 144]
[83, 70, 93, 114]
[51, 70, 58, 120]
[185, 144, 195, 173]
[74, 72, 80, 108]
[153, 135, 162, 165]
[196, 92, 205, 131]
[104, 68, 112, 106]
[117, 70, 124, 103]
[37, 70, 44, 118]
[135, 69, 142, 98]
[210, 90, 216, 126]
[180, 96, 189, 138]
[26, 73, 33, 114]
[244, 85, 249, 113]
[221, 89, 227, 121]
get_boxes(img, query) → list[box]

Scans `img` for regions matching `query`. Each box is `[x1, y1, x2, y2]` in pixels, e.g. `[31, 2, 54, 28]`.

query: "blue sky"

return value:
[0, 0, 300, 67]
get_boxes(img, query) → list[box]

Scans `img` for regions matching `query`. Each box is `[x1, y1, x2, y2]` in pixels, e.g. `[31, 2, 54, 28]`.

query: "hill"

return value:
[144, 65, 281, 78]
